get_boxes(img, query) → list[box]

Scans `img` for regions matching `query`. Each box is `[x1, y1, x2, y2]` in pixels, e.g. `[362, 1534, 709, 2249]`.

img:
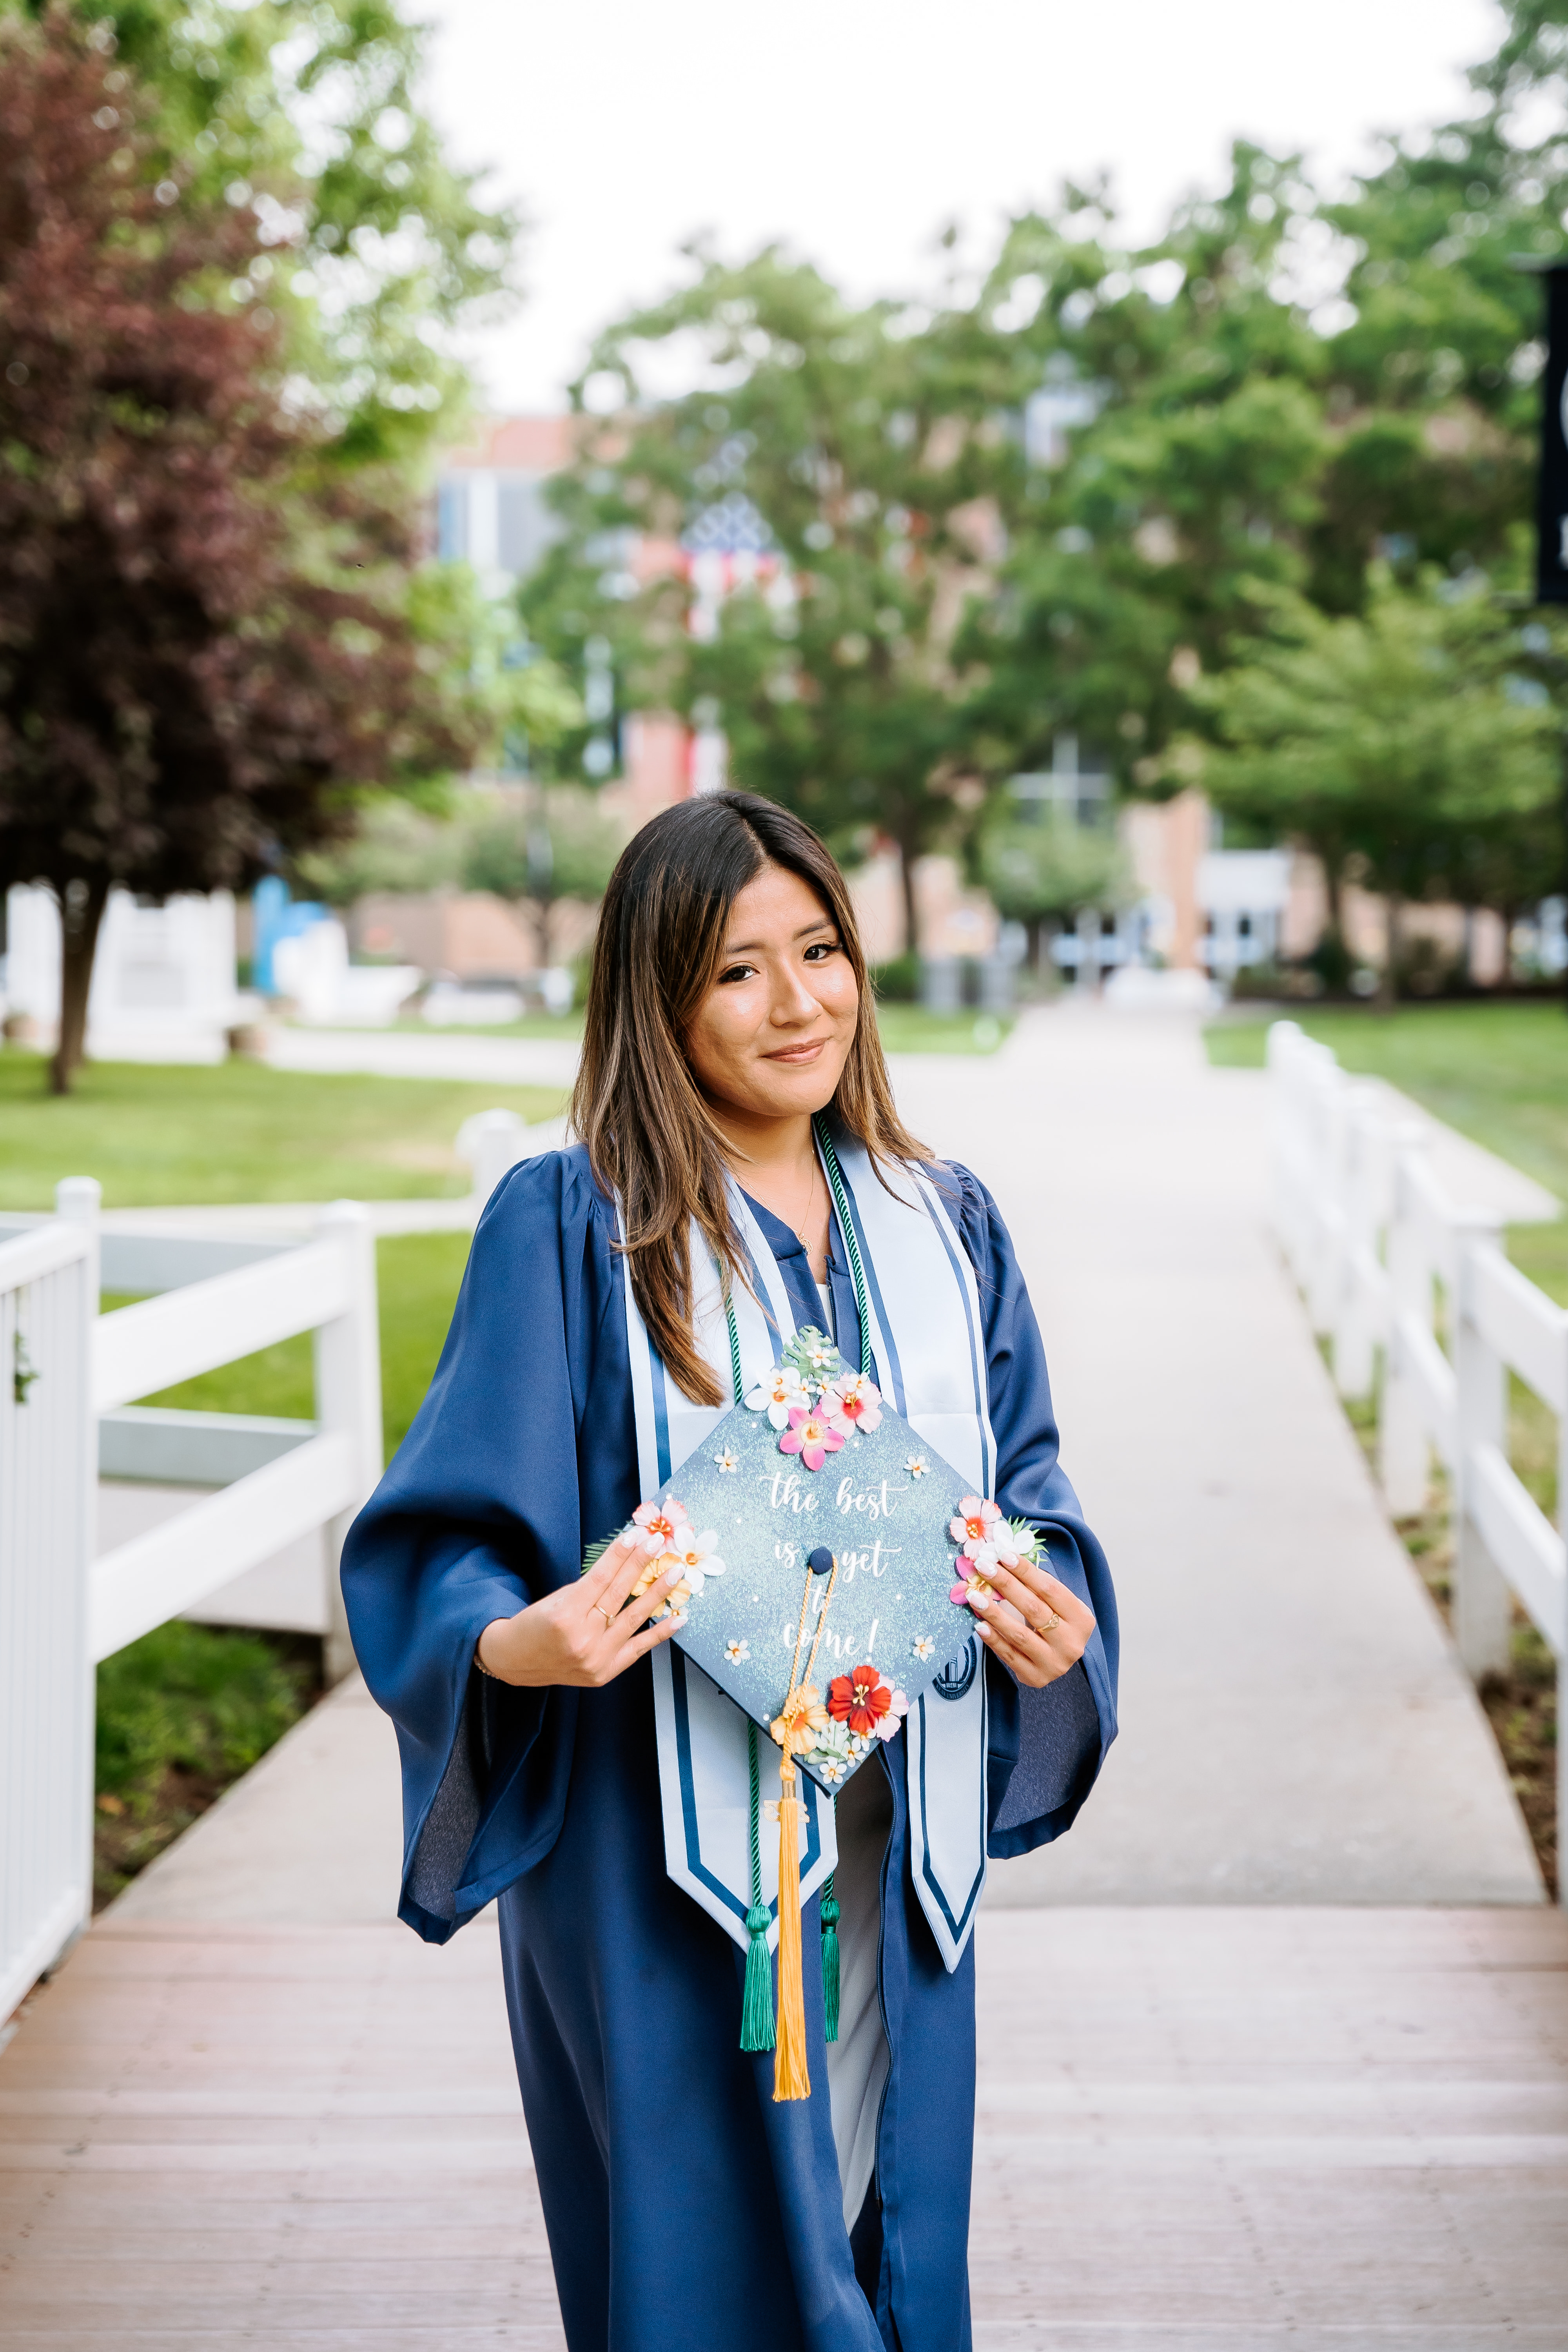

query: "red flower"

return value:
[828, 1664, 892, 1739]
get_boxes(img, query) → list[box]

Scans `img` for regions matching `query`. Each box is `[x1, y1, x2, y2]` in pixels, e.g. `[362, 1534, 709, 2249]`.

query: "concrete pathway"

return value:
[895, 1006, 1544, 1906]
[3, 1003, 1563, 2348]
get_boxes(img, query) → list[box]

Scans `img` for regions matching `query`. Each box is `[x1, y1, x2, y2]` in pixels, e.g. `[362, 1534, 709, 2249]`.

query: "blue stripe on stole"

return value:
[831, 1155, 907, 1416]
[671, 1648, 820, 1925]
[916, 1176, 992, 1497]
[916, 1695, 988, 1942]
[646, 1330, 671, 1485]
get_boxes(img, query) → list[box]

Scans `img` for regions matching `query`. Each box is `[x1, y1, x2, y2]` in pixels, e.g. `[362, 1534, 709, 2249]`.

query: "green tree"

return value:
[463, 786, 627, 970]
[968, 146, 1330, 795]
[522, 247, 1031, 949]
[1196, 575, 1562, 997]
[0, 13, 484, 1090]
[5, 0, 519, 465]
[979, 810, 1132, 976]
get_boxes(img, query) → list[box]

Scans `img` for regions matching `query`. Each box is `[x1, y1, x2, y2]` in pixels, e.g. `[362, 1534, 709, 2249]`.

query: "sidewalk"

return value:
[896, 1006, 1544, 1906]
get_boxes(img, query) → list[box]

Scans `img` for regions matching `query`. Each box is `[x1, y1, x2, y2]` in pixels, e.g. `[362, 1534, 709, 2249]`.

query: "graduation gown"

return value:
[341, 1145, 1118, 2352]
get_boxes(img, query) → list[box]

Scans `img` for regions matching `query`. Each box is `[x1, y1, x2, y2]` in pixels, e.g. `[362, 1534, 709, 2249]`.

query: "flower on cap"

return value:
[951, 1563, 996, 1609]
[771, 1684, 829, 1758]
[905, 1454, 930, 1479]
[713, 1447, 740, 1474]
[912, 1635, 936, 1662]
[667, 1526, 727, 1594]
[949, 1495, 1002, 1551]
[777, 1406, 844, 1473]
[827, 1664, 908, 1742]
[746, 1363, 809, 1430]
[724, 1638, 750, 1665]
[633, 1497, 691, 1555]
[822, 1372, 882, 1438]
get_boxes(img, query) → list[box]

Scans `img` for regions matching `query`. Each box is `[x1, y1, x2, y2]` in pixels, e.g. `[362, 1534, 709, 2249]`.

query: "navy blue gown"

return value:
[341, 1145, 1118, 2352]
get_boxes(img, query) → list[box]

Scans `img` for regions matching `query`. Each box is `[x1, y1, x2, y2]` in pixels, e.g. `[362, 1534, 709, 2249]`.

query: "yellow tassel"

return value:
[771, 1755, 810, 2102]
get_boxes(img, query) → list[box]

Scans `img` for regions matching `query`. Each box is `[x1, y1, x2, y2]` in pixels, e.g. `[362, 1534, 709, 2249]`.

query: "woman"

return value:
[342, 791, 1117, 2352]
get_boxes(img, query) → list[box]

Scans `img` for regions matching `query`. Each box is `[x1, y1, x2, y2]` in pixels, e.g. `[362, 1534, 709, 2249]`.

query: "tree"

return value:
[522, 247, 1031, 949]
[966, 147, 1331, 796]
[4, 0, 519, 465]
[1195, 575, 1562, 997]
[462, 788, 627, 971]
[0, 12, 484, 1089]
[979, 811, 1133, 977]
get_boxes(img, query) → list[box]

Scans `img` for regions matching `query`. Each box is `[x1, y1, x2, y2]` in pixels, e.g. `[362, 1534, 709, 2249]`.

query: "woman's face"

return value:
[684, 864, 860, 1127]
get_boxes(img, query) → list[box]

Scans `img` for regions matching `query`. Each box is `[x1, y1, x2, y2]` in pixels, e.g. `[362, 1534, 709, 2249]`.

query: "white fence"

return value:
[1270, 1020, 1568, 1896]
[0, 1186, 384, 2022]
[0, 1102, 547, 2022]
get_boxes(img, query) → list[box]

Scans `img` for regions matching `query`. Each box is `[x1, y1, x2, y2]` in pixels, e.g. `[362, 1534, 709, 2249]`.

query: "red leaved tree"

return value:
[0, 8, 480, 1091]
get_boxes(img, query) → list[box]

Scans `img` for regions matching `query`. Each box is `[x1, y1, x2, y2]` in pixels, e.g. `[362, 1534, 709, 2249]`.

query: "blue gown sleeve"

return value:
[340, 1147, 628, 1941]
[942, 1162, 1120, 1860]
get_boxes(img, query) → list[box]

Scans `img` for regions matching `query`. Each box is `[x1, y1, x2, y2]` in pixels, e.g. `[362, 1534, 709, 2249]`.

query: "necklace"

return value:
[788, 1153, 821, 1248]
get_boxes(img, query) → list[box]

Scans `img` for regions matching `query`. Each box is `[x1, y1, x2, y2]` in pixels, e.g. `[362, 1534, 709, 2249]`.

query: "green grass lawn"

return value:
[1205, 1003, 1568, 1305]
[0, 1047, 566, 1209]
[122, 1228, 471, 1458]
[873, 1005, 1012, 1055]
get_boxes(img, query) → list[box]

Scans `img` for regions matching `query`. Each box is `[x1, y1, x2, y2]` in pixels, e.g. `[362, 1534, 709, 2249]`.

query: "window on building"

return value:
[437, 480, 468, 563]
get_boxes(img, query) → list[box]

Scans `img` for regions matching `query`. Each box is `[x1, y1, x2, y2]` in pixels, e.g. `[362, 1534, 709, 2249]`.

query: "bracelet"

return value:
[474, 1638, 500, 1680]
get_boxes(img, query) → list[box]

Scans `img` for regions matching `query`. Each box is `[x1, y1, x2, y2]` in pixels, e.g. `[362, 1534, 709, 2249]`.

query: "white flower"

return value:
[817, 1756, 846, 1784]
[713, 1447, 740, 1474]
[724, 1638, 750, 1665]
[873, 1688, 909, 1742]
[996, 1518, 1044, 1568]
[912, 1635, 936, 1662]
[904, 1454, 929, 1479]
[746, 1363, 809, 1430]
[668, 1526, 727, 1593]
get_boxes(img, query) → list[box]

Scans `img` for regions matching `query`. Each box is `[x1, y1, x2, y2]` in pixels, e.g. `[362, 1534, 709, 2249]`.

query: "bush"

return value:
[871, 953, 921, 1002]
[96, 1621, 315, 1815]
[94, 1621, 316, 1904]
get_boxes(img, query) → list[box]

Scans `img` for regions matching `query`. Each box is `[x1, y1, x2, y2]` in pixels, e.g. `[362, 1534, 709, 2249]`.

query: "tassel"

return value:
[741, 1903, 777, 2051]
[772, 1755, 810, 2102]
[820, 1875, 841, 2044]
[740, 1722, 775, 2052]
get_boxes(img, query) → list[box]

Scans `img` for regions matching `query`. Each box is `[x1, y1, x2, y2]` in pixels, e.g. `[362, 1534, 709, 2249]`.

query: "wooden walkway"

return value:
[2, 1900, 1567, 2346]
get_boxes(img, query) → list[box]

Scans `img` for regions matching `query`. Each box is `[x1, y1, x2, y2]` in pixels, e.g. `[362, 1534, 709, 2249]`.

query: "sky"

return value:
[419, 0, 1503, 416]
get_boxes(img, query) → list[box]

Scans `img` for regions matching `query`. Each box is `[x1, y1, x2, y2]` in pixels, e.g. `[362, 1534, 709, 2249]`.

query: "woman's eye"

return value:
[717, 962, 757, 985]
[803, 940, 841, 962]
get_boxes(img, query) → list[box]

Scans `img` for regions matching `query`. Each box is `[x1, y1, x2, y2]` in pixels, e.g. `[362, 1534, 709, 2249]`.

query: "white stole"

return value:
[624, 1136, 992, 1975]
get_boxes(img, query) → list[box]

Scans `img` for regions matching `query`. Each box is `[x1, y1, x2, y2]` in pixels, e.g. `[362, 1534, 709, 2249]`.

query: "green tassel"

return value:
[820, 1879, 841, 2043]
[739, 1722, 775, 2052]
[741, 1902, 776, 2051]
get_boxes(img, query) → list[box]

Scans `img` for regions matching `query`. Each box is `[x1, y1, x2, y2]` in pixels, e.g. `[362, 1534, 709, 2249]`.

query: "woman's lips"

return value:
[764, 1038, 827, 1065]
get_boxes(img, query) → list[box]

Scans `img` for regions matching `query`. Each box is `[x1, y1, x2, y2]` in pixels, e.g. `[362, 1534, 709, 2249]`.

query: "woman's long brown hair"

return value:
[572, 791, 933, 1406]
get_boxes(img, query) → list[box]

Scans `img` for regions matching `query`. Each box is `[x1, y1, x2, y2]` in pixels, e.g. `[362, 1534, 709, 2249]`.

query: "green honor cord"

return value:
[725, 1135, 860, 2047]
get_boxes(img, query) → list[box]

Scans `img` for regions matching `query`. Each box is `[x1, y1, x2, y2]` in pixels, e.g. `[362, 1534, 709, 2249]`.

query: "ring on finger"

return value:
[1032, 1607, 1061, 1636]
[593, 1602, 614, 1630]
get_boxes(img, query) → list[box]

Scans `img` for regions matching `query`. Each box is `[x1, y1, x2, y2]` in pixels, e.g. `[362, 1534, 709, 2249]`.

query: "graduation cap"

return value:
[620, 1323, 1046, 2100]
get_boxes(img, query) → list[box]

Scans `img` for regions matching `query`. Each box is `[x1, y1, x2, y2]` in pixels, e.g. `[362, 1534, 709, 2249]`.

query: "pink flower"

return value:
[950, 1564, 996, 1609]
[823, 1373, 882, 1438]
[633, 1497, 690, 1555]
[777, 1406, 845, 1473]
[949, 1495, 1001, 1549]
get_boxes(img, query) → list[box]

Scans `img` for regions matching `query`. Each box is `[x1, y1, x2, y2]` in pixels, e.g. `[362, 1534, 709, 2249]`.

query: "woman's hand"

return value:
[476, 1528, 684, 1689]
[968, 1555, 1095, 1691]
